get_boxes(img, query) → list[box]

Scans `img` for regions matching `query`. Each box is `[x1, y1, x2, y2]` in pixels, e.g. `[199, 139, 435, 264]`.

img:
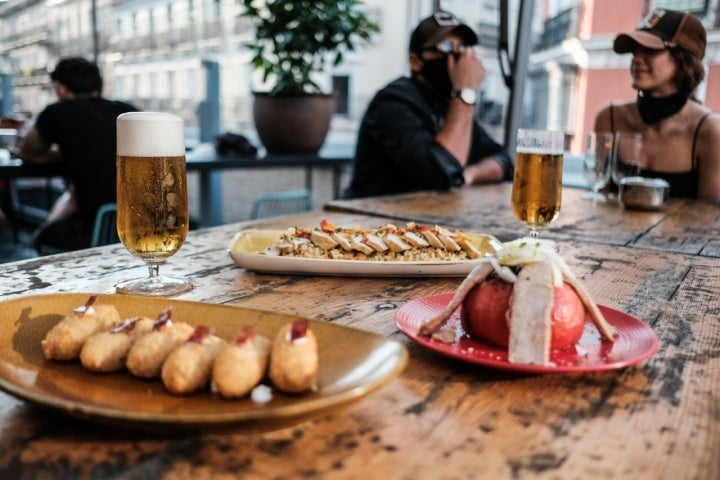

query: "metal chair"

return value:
[36, 202, 119, 255]
[90, 202, 119, 247]
[249, 189, 312, 220]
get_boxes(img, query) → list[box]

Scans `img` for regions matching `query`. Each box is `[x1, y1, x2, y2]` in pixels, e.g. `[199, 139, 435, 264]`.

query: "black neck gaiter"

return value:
[419, 57, 452, 98]
[637, 90, 690, 125]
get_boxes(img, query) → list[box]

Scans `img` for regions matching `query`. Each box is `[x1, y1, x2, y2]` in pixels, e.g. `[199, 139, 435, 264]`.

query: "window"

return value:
[332, 75, 349, 116]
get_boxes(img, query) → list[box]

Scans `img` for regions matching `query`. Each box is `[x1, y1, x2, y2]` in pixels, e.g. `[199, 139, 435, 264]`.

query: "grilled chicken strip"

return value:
[562, 271, 616, 341]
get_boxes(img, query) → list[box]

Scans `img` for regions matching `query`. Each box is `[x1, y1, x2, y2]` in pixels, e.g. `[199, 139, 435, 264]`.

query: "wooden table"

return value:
[0, 210, 718, 479]
[327, 183, 720, 257]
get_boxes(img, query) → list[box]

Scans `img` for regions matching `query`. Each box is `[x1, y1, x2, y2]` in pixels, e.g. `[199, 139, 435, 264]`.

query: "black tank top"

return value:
[609, 105, 714, 198]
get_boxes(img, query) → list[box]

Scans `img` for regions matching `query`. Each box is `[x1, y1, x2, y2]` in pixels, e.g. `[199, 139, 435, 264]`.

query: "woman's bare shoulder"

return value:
[696, 106, 720, 136]
[594, 100, 636, 130]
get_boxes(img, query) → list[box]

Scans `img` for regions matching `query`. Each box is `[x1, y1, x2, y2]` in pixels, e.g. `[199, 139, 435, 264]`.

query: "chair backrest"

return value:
[91, 203, 120, 247]
[250, 189, 312, 220]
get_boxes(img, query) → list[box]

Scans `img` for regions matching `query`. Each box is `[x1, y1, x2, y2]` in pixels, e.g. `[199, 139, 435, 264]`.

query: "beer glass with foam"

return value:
[511, 129, 564, 238]
[115, 112, 192, 296]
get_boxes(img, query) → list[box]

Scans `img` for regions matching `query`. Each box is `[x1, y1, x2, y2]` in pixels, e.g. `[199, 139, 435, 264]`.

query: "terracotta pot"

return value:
[252, 92, 336, 155]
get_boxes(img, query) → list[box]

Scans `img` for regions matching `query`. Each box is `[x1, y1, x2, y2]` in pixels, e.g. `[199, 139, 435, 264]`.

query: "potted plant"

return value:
[240, 0, 379, 154]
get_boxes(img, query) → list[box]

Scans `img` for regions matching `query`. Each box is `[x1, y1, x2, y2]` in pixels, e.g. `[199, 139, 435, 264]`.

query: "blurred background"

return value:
[1, 0, 719, 257]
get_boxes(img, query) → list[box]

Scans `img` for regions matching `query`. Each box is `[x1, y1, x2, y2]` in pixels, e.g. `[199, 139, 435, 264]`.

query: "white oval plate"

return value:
[227, 229, 502, 277]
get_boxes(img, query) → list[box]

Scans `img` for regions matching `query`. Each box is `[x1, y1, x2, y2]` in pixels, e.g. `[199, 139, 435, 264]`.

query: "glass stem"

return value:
[148, 264, 160, 279]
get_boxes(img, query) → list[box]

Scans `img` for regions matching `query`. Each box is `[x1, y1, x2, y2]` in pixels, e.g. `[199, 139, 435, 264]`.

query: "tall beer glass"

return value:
[115, 112, 192, 296]
[511, 129, 564, 238]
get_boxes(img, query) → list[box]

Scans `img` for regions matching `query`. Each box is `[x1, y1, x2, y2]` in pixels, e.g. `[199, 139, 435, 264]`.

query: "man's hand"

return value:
[435, 48, 484, 167]
[447, 48, 485, 92]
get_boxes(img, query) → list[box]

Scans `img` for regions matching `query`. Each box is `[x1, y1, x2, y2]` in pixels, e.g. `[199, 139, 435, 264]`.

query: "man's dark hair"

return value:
[49, 57, 103, 95]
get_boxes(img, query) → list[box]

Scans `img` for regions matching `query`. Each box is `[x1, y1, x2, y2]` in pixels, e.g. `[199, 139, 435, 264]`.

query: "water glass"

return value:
[582, 131, 614, 201]
[612, 132, 642, 185]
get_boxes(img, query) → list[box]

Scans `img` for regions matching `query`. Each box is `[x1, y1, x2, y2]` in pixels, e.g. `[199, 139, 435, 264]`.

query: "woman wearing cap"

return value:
[594, 8, 720, 201]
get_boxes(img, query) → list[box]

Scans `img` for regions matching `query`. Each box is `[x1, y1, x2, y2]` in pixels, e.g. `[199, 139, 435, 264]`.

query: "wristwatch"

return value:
[451, 88, 477, 105]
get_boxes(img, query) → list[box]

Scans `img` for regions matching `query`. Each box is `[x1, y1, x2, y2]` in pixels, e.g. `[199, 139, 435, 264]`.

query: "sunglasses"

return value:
[431, 40, 469, 55]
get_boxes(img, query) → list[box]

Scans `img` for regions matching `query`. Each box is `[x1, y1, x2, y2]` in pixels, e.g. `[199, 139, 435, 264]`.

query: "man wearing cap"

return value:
[344, 11, 513, 199]
[594, 8, 720, 201]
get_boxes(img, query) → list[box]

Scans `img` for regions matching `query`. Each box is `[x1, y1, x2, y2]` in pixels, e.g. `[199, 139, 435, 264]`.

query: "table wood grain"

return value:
[326, 183, 720, 257]
[0, 210, 718, 479]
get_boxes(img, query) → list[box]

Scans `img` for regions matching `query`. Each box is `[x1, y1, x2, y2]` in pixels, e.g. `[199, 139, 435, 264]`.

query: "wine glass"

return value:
[612, 132, 642, 186]
[115, 112, 193, 296]
[511, 128, 564, 238]
[582, 131, 614, 202]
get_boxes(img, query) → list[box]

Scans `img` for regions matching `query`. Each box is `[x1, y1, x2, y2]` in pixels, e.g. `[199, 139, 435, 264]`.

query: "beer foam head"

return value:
[117, 112, 185, 156]
[516, 129, 564, 154]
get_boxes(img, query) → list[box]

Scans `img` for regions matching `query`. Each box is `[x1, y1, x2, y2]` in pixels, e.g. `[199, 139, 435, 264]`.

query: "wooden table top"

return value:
[0, 210, 718, 479]
[326, 183, 720, 257]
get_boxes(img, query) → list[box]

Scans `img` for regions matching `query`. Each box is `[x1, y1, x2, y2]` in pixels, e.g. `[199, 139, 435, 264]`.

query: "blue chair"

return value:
[36, 202, 118, 255]
[90, 202, 119, 247]
[250, 189, 312, 220]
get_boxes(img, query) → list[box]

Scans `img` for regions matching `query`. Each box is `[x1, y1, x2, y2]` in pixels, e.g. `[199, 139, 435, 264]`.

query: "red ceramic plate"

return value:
[395, 293, 659, 374]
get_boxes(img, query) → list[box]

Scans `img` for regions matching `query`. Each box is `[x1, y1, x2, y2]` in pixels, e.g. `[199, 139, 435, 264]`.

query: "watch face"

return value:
[460, 88, 476, 105]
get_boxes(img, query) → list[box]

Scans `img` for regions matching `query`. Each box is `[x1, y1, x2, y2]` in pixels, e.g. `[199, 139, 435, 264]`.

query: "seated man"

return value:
[15, 57, 139, 251]
[344, 11, 513, 199]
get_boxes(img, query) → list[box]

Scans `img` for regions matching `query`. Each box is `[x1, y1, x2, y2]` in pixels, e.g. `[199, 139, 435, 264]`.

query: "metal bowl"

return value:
[618, 176, 669, 210]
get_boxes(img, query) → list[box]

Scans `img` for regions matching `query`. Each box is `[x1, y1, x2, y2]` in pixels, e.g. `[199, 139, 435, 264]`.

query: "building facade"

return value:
[1, 0, 719, 152]
[530, 0, 720, 153]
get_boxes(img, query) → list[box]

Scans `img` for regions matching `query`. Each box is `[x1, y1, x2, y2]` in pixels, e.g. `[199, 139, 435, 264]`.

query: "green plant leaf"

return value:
[240, 0, 379, 95]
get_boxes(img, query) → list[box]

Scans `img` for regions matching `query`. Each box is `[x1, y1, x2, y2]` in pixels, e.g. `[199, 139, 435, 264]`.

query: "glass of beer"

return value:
[511, 129, 564, 238]
[115, 112, 193, 296]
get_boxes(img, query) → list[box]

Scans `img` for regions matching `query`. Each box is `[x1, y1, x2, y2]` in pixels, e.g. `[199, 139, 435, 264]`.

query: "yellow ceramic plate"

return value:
[0, 293, 407, 433]
[228, 229, 502, 277]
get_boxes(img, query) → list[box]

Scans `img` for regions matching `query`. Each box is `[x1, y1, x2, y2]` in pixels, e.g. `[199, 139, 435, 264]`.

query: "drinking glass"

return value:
[612, 132, 642, 185]
[115, 112, 193, 296]
[582, 131, 614, 202]
[511, 128, 564, 238]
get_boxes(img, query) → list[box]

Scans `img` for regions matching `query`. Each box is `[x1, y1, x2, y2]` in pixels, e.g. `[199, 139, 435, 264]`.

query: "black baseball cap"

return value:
[409, 11, 478, 54]
[614, 8, 706, 59]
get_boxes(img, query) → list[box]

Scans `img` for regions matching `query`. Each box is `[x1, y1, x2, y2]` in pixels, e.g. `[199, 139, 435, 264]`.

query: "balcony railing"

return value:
[535, 7, 578, 51]
[476, 22, 499, 49]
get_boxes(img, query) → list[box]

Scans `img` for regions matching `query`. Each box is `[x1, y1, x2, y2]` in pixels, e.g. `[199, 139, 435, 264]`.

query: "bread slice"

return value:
[508, 260, 554, 365]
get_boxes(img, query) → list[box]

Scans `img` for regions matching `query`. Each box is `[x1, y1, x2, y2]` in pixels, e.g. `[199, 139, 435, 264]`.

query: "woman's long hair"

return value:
[670, 47, 705, 94]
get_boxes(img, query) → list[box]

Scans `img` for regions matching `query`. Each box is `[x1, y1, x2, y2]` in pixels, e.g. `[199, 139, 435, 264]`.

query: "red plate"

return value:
[395, 293, 659, 373]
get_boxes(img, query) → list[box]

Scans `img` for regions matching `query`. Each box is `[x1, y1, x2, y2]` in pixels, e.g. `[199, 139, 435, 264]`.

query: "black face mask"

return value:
[420, 57, 452, 98]
[637, 90, 690, 124]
